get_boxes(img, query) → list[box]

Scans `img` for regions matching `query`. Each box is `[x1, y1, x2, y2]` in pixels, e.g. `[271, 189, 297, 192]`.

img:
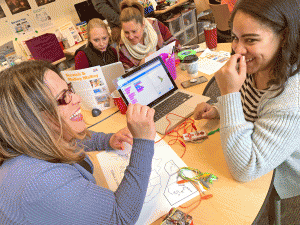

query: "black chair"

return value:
[268, 187, 282, 225]
[202, 76, 221, 104]
[268, 187, 298, 225]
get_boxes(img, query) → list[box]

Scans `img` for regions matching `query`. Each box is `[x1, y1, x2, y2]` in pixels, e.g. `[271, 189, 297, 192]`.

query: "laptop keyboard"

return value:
[153, 92, 192, 122]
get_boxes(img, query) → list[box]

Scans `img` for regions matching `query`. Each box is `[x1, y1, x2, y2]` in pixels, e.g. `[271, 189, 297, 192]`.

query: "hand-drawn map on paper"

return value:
[96, 134, 199, 225]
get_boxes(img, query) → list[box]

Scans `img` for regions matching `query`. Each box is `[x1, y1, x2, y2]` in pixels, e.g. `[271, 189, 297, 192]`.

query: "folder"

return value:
[25, 33, 65, 63]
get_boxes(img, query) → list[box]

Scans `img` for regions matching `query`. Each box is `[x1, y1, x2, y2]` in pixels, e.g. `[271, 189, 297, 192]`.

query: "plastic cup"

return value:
[183, 55, 199, 78]
[111, 90, 127, 114]
[204, 23, 217, 51]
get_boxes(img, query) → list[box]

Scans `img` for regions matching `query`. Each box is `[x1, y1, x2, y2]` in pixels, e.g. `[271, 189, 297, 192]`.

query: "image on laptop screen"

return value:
[115, 58, 175, 106]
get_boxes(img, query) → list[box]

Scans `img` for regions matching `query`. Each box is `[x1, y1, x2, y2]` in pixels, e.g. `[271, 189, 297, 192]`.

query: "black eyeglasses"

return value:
[56, 83, 74, 106]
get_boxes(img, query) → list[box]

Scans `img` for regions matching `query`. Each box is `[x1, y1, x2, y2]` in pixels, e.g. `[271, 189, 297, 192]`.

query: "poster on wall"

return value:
[0, 6, 6, 18]
[10, 16, 35, 38]
[33, 7, 54, 31]
[59, 21, 82, 47]
[0, 41, 15, 64]
[35, 0, 55, 7]
[5, 0, 31, 15]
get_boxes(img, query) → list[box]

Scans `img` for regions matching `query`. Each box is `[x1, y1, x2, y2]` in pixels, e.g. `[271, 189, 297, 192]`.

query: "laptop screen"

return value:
[115, 57, 178, 107]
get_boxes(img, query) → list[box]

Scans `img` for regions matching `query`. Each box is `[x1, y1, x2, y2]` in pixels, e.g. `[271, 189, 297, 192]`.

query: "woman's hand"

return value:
[109, 127, 133, 150]
[193, 102, 219, 120]
[139, 51, 155, 66]
[126, 103, 156, 141]
[215, 54, 247, 95]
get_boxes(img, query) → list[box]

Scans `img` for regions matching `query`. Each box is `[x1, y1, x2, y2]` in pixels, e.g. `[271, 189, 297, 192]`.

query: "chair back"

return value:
[194, 0, 210, 16]
[202, 76, 221, 104]
[209, 3, 231, 31]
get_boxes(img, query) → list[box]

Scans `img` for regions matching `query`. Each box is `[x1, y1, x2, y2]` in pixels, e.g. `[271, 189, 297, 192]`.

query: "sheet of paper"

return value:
[96, 133, 199, 225]
[10, 16, 35, 38]
[33, 7, 54, 31]
[61, 66, 113, 111]
[145, 41, 176, 62]
[198, 49, 231, 75]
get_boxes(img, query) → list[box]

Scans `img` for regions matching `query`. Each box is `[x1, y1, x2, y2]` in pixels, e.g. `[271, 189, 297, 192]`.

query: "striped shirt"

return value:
[240, 74, 268, 122]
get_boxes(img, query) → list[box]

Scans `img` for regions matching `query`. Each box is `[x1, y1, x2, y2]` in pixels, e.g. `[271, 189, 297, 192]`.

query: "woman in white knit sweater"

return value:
[194, 0, 300, 222]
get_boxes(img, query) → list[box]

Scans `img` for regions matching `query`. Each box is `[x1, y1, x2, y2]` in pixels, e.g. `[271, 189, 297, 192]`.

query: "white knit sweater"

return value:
[216, 73, 300, 199]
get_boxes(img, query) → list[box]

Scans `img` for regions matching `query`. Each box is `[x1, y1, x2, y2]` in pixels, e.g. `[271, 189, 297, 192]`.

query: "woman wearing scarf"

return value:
[118, 0, 179, 71]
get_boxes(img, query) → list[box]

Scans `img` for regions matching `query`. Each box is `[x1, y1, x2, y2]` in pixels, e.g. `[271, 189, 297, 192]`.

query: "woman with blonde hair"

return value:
[118, 0, 179, 70]
[75, 18, 118, 70]
[0, 60, 156, 224]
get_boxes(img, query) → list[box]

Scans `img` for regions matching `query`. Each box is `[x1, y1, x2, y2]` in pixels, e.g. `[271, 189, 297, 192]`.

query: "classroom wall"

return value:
[0, 0, 86, 57]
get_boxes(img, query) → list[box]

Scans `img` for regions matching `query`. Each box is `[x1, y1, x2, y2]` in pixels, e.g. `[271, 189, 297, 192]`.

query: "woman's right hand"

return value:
[126, 103, 156, 141]
[193, 102, 219, 120]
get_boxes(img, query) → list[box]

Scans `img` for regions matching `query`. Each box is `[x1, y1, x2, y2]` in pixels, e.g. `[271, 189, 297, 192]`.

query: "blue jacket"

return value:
[0, 132, 154, 224]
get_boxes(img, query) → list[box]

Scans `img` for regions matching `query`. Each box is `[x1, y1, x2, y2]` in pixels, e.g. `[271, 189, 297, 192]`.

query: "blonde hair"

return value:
[87, 18, 111, 43]
[120, 0, 145, 25]
[0, 60, 89, 166]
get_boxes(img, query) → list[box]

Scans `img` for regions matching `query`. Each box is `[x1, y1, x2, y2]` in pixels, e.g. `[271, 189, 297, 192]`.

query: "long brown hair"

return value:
[0, 60, 88, 166]
[120, 0, 144, 25]
[230, 0, 300, 95]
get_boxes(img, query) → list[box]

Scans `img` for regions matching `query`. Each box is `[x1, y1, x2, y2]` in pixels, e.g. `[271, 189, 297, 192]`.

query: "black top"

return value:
[75, 42, 118, 67]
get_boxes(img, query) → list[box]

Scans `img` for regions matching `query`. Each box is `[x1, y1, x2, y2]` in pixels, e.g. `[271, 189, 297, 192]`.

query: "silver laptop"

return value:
[114, 56, 210, 135]
[101, 62, 125, 93]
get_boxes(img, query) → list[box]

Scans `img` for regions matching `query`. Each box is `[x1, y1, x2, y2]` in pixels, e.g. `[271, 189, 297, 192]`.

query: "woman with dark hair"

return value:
[0, 60, 156, 224]
[193, 0, 300, 220]
[118, 0, 179, 70]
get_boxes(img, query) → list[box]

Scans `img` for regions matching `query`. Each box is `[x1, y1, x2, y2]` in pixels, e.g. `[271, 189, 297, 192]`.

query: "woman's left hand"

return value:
[109, 127, 134, 150]
[215, 54, 247, 95]
[139, 51, 155, 66]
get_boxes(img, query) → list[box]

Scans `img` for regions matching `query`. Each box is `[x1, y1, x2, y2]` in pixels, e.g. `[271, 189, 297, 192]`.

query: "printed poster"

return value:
[33, 7, 54, 31]
[59, 21, 82, 47]
[10, 16, 35, 38]
[5, 0, 31, 15]
[0, 41, 15, 64]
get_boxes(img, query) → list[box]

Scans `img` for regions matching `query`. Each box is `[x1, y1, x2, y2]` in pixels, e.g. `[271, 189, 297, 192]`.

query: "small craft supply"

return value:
[178, 167, 218, 191]
[160, 207, 193, 225]
[182, 130, 208, 142]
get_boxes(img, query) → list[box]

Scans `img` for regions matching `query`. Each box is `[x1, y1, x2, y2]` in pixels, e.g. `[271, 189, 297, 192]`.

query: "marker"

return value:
[177, 180, 189, 184]
[199, 179, 210, 189]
